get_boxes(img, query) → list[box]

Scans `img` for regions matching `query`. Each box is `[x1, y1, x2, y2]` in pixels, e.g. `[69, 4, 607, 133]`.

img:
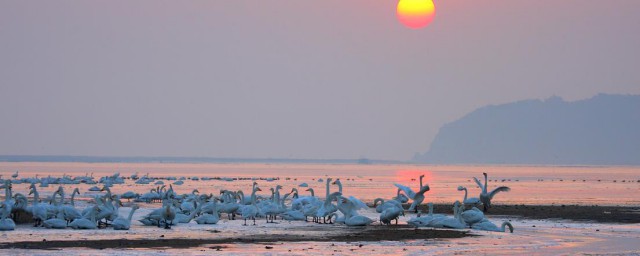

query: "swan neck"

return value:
[484, 174, 488, 192]
[374, 198, 384, 207]
[463, 188, 468, 201]
[127, 208, 137, 221]
[325, 179, 330, 198]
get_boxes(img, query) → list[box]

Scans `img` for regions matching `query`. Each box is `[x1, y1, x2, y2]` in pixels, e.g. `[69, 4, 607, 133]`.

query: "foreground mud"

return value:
[0, 225, 470, 250]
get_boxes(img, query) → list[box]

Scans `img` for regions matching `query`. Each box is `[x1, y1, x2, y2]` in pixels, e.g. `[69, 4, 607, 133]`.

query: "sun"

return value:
[397, 0, 436, 29]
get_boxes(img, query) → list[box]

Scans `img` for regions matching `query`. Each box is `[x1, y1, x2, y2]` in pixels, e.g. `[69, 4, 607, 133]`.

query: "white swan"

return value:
[332, 179, 343, 194]
[380, 206, 403, 225]
[472, 220, 514, 233]
[0, 203, 15, 231]
[429, 201, 465, 229]
[336, 196, 374, 226]
[240, 186, 261, 225]
[407, 203, 445, 227]
[59, 188, 82, 224]
[27, 183, 48, 227]
[373, 198, 403, 213]
[460, 207, 485, 227]
[161, 203, 176, 229]
[393, 188, 409, 203]
[474, 172, 510, 212]
[395, 174, 430, 213]
[43, 210, 68, 229]
[69, 206, 98, 229]
[113, 205, 140, 230]
[457, 186, 481, 206]
[316, 178, 340, 223]
[121, 191, 140, 201]
[195, 199, 220, 225]
[291, 188, 318, 211]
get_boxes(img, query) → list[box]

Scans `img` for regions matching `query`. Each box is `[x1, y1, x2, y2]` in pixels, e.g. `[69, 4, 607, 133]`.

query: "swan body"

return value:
[472, 220, 514, 233]
[407, 203, 445, 227]
[345, 215, 374, 226]
[373, 198, 403, 213]
[43, 211, 68, 229]
[0, 204, 15, 231]
[113, 205, 140, 230]
[69, 206, 98, 230]
[380, 206, 403, 225]
[0, 218, 15, 231]
[430, 201, 465, 229]
[121, 191, 140, 201]
[240, 186, 261, 225]
[281, 210, 306, 221]
[336, 196, 373, 226]
[393, 188, 409, 203]
[457, 186, 481, 206]
[316, 178, 340, 222]
[195, 200, 219, 224]
[460, 207, 485, 227]
[195, 213, 220, 224]
[161, 203, 176, 229]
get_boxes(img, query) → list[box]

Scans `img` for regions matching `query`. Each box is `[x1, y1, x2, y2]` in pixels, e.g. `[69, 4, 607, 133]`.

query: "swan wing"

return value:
[473, 177, 484, 190]
[348, 196, 369, 210]
[394, 183, 416, 199]
[489, 186, 510, 199]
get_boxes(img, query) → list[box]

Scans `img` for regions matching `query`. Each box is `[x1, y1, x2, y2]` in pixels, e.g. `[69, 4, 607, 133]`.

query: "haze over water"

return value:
[2, 162, 638, 206]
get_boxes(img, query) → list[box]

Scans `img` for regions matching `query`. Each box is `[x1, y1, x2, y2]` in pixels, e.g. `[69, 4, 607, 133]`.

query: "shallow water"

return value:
[1, 162, 639, 205]
[1, 162, 639, 255]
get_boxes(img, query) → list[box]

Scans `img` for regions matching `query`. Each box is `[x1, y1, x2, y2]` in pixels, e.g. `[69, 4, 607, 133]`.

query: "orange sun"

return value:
[397, 0, 436, 29]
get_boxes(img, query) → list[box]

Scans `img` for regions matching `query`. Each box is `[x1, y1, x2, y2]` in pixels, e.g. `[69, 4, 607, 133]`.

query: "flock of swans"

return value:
[0, 171, 512, 234]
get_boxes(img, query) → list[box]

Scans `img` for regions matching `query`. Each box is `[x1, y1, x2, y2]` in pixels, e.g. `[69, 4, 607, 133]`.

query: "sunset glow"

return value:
[397, 0, 436, 29]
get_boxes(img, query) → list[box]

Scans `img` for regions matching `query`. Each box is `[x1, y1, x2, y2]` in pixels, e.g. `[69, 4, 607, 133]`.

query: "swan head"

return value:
[326, 178, 333, 183]
[457, 186, 465, 191]
[332, 179, 341, 185]
[483, 172, 487, 177]
[276, 185, 283, 190]
[73, 188, 80, 195]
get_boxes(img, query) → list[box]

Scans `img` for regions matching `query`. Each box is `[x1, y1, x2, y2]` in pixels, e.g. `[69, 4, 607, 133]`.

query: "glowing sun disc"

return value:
[397, 0, 436, 29]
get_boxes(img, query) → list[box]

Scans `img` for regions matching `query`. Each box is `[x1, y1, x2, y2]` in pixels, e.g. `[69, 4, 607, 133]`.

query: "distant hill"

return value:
[413, 94, 640, 165]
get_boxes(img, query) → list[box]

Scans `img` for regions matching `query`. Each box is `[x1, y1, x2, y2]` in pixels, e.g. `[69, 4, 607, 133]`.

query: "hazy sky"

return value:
[1, 1, 639, 160]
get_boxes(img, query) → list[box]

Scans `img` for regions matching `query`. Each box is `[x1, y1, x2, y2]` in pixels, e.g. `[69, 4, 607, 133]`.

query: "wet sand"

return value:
[0, 225, 470, 250]
[423, 204, 640, 223]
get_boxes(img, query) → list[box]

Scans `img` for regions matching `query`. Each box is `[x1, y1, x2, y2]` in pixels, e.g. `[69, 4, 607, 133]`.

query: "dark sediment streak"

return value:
[422, 204, 640, 223]
[0, 225, 471, 250]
